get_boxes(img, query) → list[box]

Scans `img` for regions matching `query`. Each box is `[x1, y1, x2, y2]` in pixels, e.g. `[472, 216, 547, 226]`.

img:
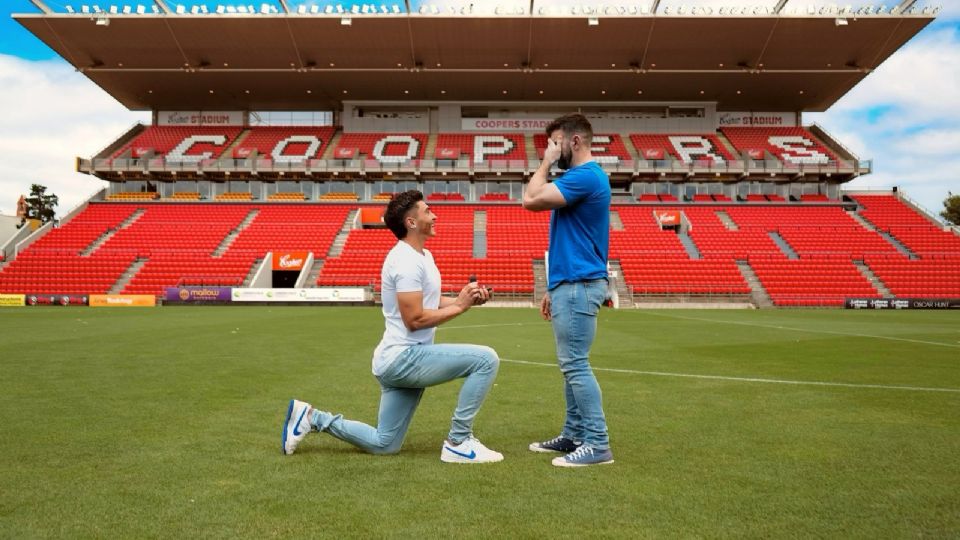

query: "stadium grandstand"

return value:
[1, 0, 957, 308]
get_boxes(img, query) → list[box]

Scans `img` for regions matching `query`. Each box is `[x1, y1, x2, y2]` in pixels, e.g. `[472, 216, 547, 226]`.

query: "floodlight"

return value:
[151, 5, 159, 13]
[122, 5, 131, 14]
[175, 5, 185, 14]
[380, 5, 388, 13]
[336, 4, 344, 13]
[191, 6, 200, 14]
[66, 5, 76, 13]
[92, 4, 101, 12]
[81, 5, 90, 13]
[324, 5, 333, 13]
[392, 5, 401, 13]
[226, 5, 237, 13]
[136, 5, 146, 14]
[237, 6, 248, 13]
[311, 5, 319, 13]
[109, 5, 118, 14]
[200, 5, 208, 13]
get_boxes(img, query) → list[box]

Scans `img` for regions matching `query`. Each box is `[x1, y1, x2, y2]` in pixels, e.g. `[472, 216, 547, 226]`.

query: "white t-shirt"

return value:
[372, 240, 442, 376]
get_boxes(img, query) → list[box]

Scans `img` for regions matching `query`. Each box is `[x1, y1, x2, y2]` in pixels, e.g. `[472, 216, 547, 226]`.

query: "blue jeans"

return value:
[550, 279, 610, 450]
[310, 343, 499, 454]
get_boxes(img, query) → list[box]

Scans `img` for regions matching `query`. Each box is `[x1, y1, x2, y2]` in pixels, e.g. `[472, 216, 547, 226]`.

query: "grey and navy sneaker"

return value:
[552, 445, 614, 467]
[528, 435, 582, 454]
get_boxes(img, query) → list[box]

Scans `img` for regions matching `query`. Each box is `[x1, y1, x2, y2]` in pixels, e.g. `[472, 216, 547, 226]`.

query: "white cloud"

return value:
[0, 54, 148, 216]
[806, 23, 960, 217]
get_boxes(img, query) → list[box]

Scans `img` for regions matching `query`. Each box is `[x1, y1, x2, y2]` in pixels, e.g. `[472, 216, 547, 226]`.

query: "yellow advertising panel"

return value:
[0, 294, 25, 307]
[88, 294, 156, 307]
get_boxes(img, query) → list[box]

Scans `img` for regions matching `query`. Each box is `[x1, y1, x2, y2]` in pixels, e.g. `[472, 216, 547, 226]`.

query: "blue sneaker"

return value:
[281, 399, 313, 455]
[528, 435, 582, 454]
[552, 445, 614, 467]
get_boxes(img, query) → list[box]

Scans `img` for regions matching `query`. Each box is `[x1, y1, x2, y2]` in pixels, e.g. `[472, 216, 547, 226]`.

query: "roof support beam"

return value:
[650, 0, 662, 15]
[28, 0, 52, 13]
[773, 0, 790, 14]
[278, 0, 292, 14]
[153, 0, 172, 14]
[895, 0, 917, 13]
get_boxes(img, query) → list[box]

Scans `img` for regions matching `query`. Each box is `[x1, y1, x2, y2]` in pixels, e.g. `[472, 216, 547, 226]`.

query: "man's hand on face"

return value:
[543, 137, 562, 166]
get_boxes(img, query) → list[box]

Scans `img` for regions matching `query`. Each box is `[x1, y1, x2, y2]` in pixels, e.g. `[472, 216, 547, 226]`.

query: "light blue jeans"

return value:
[310, 343, 499, 454]
[550, 279, 610, 450]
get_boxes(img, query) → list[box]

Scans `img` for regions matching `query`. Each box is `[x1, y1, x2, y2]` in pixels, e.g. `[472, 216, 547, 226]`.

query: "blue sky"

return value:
[0, 1, 957, 219]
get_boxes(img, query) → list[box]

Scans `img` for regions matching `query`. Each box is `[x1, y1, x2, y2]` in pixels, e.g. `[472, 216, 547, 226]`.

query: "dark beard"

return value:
[556, 150, 572, 170]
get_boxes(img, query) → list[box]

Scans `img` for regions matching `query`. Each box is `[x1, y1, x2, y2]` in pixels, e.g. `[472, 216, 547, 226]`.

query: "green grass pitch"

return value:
[1, 306, 958, 538]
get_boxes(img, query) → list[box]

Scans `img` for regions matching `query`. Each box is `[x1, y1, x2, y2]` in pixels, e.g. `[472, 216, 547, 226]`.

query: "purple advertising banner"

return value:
[165, 286, 232, 303]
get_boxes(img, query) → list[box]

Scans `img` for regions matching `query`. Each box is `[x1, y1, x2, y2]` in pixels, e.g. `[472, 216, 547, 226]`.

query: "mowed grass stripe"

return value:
[500, 358, 960, 393]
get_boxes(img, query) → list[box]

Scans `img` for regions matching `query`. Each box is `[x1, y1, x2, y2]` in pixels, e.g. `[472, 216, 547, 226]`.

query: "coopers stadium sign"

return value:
[717, 112, 797, 127]
[158, 111, 243, 126]
[462, 118, 554, 132]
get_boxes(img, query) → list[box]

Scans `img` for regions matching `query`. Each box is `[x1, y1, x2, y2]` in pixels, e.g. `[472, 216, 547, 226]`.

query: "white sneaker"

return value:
[281, 399, 312, 455]
[440, 436, 504, 464]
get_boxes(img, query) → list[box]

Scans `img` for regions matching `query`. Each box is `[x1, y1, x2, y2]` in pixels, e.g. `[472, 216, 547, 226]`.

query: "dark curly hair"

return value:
[545, 113, 593, 144]
[384, 190, 424, 239]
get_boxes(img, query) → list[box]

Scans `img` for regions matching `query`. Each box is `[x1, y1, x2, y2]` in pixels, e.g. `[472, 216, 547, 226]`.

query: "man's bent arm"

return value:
[398, 291, 467, 331]
[523, 160, 566, 211]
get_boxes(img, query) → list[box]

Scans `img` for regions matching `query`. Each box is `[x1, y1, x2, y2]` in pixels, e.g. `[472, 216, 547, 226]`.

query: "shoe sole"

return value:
[281, 399, 295, 455]
[441, 454, 504, 464]
[552, 459, 615, 468]
[528, 443, 566, 453]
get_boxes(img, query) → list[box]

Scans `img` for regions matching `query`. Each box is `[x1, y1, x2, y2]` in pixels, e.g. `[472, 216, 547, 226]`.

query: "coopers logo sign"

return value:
[272, 251, 309, 271]
[158, 110, 243, 126]
[655, 211, 682, 227]
[717, 112, 797, 127]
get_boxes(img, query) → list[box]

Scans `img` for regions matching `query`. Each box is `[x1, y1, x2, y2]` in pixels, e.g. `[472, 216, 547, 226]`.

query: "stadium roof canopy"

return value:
[15, 11, 934, 112]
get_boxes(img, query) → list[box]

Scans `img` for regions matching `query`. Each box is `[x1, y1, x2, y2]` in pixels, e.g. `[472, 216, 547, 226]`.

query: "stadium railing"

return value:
[82, 155, 872, 177]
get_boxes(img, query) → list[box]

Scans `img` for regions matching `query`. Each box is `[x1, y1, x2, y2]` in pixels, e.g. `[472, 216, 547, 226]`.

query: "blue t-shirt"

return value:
[548, 161, 611, 289]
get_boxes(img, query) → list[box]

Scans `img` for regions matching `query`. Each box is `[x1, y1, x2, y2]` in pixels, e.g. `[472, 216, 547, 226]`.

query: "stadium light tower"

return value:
[28, 0, 53, 13]
[152, 0, 172, 14]
[895, 0, 918, 14]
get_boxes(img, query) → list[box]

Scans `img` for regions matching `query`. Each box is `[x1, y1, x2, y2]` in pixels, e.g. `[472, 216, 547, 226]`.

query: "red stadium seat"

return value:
[722, 127, 840, 166]
[629, 133, 734, 164]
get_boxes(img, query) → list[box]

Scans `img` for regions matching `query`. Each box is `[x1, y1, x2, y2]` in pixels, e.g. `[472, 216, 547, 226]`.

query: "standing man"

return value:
[523, 113, 614, 467]
[282, 190, 503, 464]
